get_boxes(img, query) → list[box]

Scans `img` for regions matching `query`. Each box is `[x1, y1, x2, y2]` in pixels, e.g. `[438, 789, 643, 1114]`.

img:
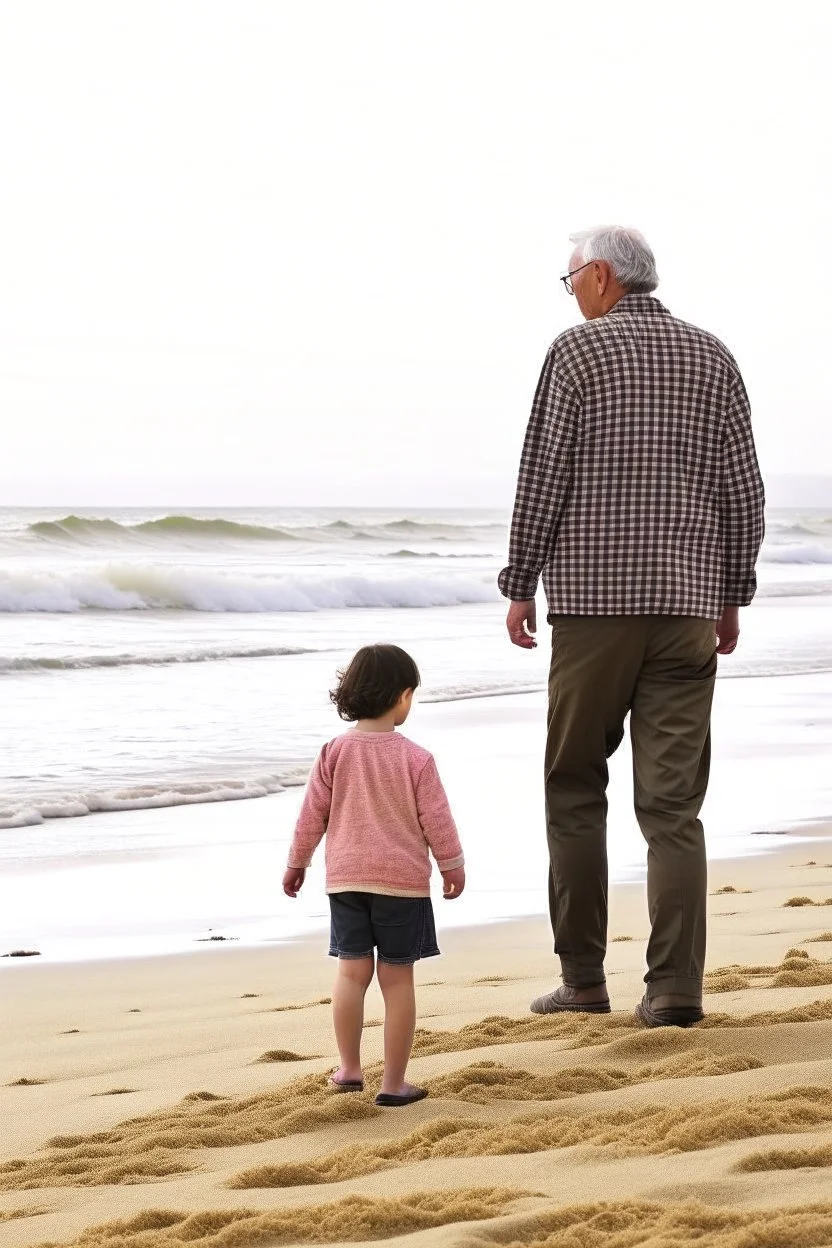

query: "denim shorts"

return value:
[328, 891, 440, 965]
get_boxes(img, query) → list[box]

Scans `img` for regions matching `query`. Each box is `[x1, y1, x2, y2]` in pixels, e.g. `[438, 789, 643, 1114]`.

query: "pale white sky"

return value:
[0, 1, 830, 507]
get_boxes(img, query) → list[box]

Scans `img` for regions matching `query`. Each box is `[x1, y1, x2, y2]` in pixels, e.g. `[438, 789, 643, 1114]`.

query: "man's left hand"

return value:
[506, 599, 537, 649]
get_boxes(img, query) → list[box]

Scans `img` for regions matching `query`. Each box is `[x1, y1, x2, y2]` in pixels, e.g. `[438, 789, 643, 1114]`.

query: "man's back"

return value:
[501, 226, 766, 1029]
[499, 291, 765, 619]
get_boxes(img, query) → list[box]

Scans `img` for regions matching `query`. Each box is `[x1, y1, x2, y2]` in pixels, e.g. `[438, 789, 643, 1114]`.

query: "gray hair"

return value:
[569, 225, 658, 294]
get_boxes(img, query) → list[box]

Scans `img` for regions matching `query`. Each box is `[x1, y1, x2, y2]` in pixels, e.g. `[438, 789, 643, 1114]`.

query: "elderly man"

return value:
[499, 226, 765, 1028]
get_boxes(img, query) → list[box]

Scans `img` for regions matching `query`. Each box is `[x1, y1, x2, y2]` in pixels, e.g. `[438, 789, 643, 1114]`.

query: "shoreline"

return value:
[1, 817, 830, 970]
[4, 671, 832, 966]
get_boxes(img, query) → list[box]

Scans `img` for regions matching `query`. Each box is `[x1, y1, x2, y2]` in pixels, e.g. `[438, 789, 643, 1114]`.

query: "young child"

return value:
[282, 643, 465, 1107]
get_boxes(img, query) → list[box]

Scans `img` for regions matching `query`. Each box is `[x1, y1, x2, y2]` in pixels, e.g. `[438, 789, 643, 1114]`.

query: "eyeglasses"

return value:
[560, 260, 595, 296]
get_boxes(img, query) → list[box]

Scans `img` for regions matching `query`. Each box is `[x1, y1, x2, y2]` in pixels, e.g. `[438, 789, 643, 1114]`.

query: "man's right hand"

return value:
[506, 599, 537, 649]
[716, 606, 740, 655]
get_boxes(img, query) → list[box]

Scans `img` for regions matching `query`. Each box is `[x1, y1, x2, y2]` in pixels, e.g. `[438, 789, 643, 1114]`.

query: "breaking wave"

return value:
[761, 541, 832, 565]
[0, 771, 309, 830]
[0, 566, 498, 613]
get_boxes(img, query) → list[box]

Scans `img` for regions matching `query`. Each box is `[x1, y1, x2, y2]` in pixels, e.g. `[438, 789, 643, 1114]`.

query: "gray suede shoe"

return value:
[529, 984, 611, 1015]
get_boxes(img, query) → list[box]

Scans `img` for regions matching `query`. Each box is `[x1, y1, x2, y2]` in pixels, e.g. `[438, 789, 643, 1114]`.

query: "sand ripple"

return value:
[31, 1188, 526, 1248]
[705, 948, 832, 993]
[466, 1199, 832, 1247]
[422, 1049, 763, 1102]
[226, 1085, 832, 1188]
[0, 1073, 378, 1191]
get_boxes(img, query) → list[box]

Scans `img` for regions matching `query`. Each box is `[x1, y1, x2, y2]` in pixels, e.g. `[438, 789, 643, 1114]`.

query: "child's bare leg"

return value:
[332, 955, 374, 1082]
[376, 960, 419, 1095]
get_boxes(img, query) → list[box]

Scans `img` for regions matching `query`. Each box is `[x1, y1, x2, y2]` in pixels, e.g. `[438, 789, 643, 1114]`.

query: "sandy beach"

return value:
[3, 824, 832, 1248]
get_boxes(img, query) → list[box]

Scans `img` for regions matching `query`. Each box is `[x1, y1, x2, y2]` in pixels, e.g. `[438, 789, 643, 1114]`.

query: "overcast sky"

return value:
[0, 1, 830, 507]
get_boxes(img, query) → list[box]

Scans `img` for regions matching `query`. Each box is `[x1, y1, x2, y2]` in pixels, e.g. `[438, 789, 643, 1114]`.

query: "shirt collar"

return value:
[606, 292, 670, 317]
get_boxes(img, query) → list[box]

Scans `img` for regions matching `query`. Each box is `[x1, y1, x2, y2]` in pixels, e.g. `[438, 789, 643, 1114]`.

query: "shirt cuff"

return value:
[497, 566, 539, 601]
[722, 572, 758, 607]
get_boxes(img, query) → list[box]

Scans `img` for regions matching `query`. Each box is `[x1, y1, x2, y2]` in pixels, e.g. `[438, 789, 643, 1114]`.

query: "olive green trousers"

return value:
[545, 616, 717, 1002]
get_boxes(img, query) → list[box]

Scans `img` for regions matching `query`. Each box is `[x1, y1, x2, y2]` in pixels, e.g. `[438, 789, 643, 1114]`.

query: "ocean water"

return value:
[1, 505, 832, 960]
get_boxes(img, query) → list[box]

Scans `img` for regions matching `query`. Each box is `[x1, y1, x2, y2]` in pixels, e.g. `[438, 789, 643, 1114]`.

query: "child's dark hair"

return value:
[330, 644, 421, 722]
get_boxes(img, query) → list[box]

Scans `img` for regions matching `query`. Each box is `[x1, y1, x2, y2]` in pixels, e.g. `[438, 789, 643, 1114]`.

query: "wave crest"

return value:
[24, 512, 507, 547]
[0, 566, 497, 613]
[30, 514, 299, 543]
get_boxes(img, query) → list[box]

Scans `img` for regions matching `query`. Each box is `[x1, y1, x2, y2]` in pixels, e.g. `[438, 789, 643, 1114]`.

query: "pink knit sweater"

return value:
[287, 729, 464, 897]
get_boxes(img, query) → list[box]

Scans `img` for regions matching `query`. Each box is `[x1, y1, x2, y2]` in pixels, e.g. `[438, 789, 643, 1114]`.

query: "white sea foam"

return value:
[761, 540, 832, 564]
[0, 773, 303, 830]
[0, 567, 498, 613]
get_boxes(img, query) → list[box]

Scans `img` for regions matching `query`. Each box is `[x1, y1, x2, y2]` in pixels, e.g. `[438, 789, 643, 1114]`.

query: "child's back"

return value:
[290, 729, 464, 897]
[283, 643, 465, 1107]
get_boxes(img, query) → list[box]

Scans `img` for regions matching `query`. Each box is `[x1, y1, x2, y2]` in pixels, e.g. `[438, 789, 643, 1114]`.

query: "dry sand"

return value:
[2, 829, 832, 1248]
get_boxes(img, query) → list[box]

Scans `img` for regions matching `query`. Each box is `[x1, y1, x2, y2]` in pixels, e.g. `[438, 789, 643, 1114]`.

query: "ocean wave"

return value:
[0, 645, 316, 673]
[23, 513, 507, 547]
[386, 549, 494, 559]
[30, 514, 299, 543]
[0, 566, 498, 613]
[0, 771, 308, 830]
[761, 541, 832, 565]
[768, 522, 824, 538]
[756, 580, 832, 598]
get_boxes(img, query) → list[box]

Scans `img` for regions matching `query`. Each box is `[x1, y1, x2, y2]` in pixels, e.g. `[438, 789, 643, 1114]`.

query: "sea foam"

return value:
[0, 772, 303, 829]
[0, 567, 497, 613]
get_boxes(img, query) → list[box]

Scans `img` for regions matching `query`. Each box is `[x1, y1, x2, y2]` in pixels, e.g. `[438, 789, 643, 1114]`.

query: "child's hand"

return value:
[441, 867, 465, 899]
[283, 868, 305, 898]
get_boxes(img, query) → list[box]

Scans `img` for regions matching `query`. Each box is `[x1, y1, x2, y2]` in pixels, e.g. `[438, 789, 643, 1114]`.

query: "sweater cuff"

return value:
[287, 855, 311, 870]
[437, 853, 465, 872]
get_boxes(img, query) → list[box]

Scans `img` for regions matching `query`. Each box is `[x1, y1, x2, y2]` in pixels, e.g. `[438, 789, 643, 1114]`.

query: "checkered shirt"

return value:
[498, 293, 766, 617]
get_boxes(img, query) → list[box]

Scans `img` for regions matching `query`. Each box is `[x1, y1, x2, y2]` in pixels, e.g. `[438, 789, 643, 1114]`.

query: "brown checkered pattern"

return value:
[498, 294, 765, 617]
